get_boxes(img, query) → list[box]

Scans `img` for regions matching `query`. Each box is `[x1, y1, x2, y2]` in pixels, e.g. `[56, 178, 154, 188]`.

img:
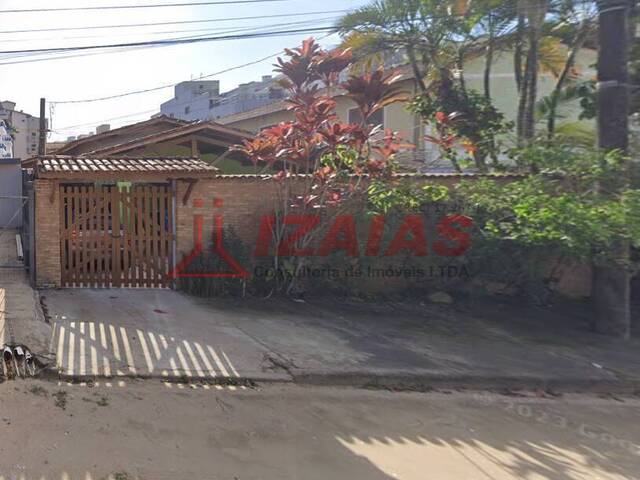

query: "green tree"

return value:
[336, 0, 468, 94]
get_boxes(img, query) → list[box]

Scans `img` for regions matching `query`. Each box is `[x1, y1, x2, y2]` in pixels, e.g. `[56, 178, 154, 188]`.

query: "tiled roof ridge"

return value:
[36, 155, 218, 175]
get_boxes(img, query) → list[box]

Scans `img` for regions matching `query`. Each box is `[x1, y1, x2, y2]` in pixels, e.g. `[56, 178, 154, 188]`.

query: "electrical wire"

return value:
[54, 109, 162, 131]
[0, 16, 341, 59]
[51, 51, 282, 104]
[0, 25, 333, 56]
[0, 10, 349, 35]
[49, 32, 334, 137]
[49, 30, 335, 105]
[0, 0, 294, 14]
[0, 28, 338, 69]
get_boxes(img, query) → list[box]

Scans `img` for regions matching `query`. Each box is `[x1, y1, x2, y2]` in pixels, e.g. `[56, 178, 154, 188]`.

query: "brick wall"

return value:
[173, 175, 591, 298]
[175, 176, 303, 260]
[174, 175, 468, 258]
[34, 178, 61, 287]
[32, 175, 591, 298]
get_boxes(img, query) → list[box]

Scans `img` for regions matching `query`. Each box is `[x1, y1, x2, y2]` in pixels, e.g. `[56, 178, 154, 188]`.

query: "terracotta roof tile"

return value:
[37, 155, 218, 178]
[214, 172, 524, 180]
[85, 121, 254, 156]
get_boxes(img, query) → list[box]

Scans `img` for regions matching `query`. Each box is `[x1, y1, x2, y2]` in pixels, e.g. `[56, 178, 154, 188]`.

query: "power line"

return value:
[0, 26, 333, 55]
[0, 9, 349, 35]
[0, 16, 341, 58]
[0, 26, 337, 67]
[54, 109, 161, 131]
[51, 51, 282, 104]
[49, 30, 334, 105]
[0, 0, 292, 14]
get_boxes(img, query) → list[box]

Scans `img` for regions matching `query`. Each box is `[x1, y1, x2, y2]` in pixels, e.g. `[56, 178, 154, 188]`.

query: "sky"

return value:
[0, 0, 369, 141]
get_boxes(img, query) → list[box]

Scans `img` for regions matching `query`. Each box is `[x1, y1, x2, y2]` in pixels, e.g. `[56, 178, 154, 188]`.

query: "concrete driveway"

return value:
[44, 289, 291, 383]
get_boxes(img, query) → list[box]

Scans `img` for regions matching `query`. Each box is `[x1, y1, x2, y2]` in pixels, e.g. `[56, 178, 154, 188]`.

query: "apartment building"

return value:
[159, 76, 286, 122]
[0, 101, 46, 160]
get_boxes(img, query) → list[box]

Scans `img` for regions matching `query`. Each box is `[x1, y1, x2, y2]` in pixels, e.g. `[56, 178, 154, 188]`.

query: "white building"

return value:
[160, 77, 285, 123]
[0, 120, 13, 158]
[0, 101, 46, 159]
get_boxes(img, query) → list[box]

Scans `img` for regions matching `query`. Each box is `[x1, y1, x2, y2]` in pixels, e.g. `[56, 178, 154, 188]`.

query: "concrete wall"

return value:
[0, 158, 23, 228]
[221, 107, 294, 134]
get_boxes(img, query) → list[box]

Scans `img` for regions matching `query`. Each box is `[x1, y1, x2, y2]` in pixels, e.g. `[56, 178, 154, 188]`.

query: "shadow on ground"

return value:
[189, 293, 640, 392]
[0, 380, 638, 480]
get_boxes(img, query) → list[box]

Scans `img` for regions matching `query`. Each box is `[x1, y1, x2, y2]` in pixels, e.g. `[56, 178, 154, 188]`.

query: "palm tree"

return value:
[337, 0, 598, 147]
[544, 1, 597, 137]
[336, 0, 462, 94]
[515, 0, 598, 142]
[475, 0, 519, 99]
[516, 0, 548, 142]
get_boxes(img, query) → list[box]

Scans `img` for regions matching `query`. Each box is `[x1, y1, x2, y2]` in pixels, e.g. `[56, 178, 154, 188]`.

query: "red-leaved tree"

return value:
[233, 38, 411, 293]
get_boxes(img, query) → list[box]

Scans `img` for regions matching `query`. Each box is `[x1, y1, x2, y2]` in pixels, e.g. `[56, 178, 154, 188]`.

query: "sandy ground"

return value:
[0, 380, 639, 480]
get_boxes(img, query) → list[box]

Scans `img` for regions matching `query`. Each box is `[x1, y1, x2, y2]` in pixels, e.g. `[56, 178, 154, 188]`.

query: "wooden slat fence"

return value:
[59, 184, 174, 288]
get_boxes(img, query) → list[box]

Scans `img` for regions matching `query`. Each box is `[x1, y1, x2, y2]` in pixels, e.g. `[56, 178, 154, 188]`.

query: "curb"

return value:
[40, 366, 293, 386]
[290, 372, 640, 395]
[38, 366, 640, 395]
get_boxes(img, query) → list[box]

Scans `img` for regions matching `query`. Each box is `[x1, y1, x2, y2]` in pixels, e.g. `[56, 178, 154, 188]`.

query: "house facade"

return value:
[213, 49, 598, 171]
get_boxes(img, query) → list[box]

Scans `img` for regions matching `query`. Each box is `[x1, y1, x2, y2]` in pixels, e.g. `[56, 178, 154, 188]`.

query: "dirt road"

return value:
[1, 380, 639, 479]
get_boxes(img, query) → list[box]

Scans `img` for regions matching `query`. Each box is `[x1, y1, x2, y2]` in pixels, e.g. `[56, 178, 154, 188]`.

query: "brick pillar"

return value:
[34, 179, 61, 287]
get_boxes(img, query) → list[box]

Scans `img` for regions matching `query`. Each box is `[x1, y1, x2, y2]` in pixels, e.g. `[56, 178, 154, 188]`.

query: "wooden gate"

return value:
[59, 184, 174, 288]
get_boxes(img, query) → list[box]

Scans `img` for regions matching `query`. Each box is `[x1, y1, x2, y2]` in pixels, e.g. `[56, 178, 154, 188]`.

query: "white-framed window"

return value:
[348, 107, 384, 127]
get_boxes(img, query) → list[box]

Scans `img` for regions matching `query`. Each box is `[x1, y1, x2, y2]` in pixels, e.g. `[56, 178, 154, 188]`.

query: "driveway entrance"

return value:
[44, 289, 290, 383]
[59, 184, 174, 288]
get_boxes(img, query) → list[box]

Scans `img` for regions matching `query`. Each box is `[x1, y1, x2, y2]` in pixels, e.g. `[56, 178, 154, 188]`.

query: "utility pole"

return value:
[593, 0, 633, 339]
[38, 97, 46, 156]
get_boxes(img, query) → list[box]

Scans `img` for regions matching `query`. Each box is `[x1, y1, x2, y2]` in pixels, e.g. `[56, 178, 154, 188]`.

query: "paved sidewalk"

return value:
[45, 289, 290, 383]
[203, 296, 640, 393]
[43, 288, 640, 392]
[0, 229, 51, 359]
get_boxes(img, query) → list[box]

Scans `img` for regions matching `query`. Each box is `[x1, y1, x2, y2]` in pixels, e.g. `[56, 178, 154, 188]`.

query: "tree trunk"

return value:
[593, 0, 631, 339]
[484, 18, 495, 100]
[547, 20, 590, 138]
[524, 23, 540, 140]
[517, 51, 531, 142]
[517, 0, 546, 143]
[407, 45, 428, 93]
[457, 49, 468, 94]
[515, 2, 528, 141]
[514, 11, 526, 92]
